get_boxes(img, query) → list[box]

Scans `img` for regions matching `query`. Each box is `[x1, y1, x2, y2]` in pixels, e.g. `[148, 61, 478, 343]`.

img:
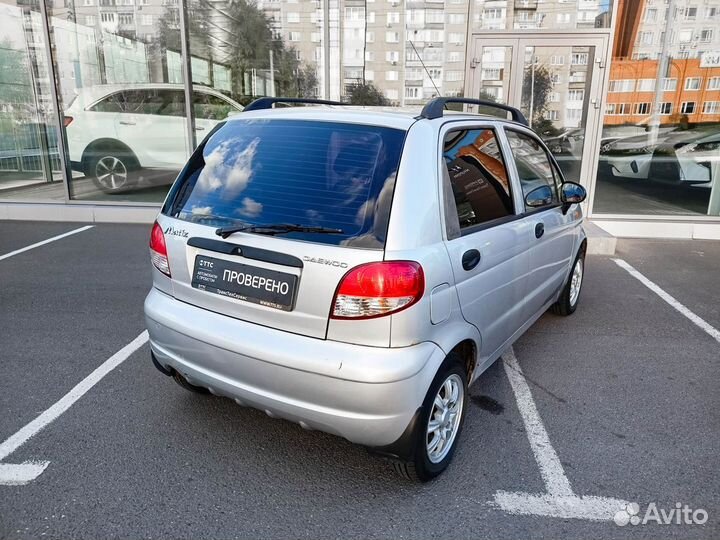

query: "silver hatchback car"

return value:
[144, 97, 587, 481]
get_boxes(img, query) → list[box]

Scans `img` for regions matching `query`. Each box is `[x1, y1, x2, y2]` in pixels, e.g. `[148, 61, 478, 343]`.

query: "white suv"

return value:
[65, 83, 243, 193]
[145, 97, 587, 481]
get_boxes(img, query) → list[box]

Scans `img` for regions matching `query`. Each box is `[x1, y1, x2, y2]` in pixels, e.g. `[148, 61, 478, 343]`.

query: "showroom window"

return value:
[0, 1, 61, 200]
[593, 2, 720, 218]
[0, 0, 329, 204]
[8, 0, 719, 228]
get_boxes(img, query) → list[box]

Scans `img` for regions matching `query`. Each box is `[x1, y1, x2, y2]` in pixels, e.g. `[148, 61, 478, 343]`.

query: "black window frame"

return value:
[504, 127, 563, 213]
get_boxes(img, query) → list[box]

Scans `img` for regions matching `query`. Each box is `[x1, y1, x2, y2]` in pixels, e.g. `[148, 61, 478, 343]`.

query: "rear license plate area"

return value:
[191, 255, 298, 312]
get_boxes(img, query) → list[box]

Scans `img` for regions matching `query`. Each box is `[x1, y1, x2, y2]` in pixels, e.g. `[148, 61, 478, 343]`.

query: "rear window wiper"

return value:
[215, 223, 344, 239]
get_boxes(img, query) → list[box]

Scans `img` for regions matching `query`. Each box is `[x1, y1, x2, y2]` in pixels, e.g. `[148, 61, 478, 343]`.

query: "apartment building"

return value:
[52, 0, 169, 42]
[631, 0, 720, 61]
[48, 0, 609, 106]
[256, 0, 329, 95]
[470, 0, 605, 31]
[605, 0, 720, 126]
[257, 0, 472, 104]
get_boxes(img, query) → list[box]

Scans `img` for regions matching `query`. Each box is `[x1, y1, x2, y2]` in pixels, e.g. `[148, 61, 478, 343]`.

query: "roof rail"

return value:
[420, 97, 528, 126]
[244, 97, 345, 111]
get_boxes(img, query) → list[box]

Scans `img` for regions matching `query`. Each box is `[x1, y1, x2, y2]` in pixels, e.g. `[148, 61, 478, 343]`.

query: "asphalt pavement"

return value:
[0, 221, 718, 539]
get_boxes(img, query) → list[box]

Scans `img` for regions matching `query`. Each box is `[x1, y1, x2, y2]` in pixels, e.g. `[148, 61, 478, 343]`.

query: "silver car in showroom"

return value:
[144, 97, 587, 481]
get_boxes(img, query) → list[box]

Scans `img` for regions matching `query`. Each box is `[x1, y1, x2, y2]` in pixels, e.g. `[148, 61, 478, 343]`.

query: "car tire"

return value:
[550, 245, 585, 316]
[172, 371, 210, 394]
[392, 354, 468, 482]
[85, 143, 139, 193]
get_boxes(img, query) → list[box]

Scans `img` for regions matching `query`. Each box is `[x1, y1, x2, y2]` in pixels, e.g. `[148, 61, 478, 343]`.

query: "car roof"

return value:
[69, 83, 226, 109]
[227, 106, 515, 131]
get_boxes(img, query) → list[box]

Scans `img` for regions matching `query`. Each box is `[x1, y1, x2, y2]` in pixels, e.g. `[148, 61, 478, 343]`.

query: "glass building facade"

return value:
[0, 0, 719, 234]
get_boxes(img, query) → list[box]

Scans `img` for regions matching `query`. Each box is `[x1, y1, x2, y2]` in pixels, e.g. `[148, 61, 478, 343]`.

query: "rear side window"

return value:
[167, 119, 406, 248]
[90, 93, 123, 113]
[442, 128, 514, 233]
[193, 92, 235, 120]
[92, 89, 186, 116]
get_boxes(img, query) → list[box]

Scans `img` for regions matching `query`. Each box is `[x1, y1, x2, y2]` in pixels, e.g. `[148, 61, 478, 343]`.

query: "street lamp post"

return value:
[528, 52, 537, 129]
[649, 0, 677, 145]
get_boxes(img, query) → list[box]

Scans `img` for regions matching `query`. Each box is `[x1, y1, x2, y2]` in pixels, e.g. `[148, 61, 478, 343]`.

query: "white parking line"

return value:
[613, 258, 720, 345]
[0, 331, 149, 485]
[492, 347, 630, 521]
[0, 225, 94, 262]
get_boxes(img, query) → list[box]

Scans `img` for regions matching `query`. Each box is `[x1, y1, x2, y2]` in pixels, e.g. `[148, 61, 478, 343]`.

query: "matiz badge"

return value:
[164, 226, 189, 238]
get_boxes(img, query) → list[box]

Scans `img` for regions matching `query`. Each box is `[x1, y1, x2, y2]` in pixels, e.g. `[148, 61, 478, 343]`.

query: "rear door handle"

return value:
[195, 126, 206, 131]
[119, 121, 136, 126]
[535, 223, 545, 239]
[461, 249, 481, 271]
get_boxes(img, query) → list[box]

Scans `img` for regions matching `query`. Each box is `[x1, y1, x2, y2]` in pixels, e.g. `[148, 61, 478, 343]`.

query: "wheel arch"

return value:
[367, 342, 475, 463]
[81, 138, 139, 174]
[430, 320, 482, 384]
[446, 339, 478, 382]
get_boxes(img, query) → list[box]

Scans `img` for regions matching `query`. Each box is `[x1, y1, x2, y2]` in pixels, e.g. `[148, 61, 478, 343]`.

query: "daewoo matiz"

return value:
[145, 97, 587, 481]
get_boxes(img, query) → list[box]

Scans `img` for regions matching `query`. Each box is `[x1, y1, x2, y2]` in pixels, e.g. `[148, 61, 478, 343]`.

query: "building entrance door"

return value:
[467, 35, 607, 186]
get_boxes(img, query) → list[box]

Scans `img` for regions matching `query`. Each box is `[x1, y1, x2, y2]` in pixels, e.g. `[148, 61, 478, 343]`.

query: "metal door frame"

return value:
[466, 33, 609, 201]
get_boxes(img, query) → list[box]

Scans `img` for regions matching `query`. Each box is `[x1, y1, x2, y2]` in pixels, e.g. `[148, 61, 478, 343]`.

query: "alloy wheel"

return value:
[569, 257, 584, 307]
[95, 156, 128, 190]
[426, 373, 464, 464]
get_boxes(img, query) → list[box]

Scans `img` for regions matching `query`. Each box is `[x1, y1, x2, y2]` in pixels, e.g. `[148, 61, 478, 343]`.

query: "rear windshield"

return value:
[166, 119, 406, 248]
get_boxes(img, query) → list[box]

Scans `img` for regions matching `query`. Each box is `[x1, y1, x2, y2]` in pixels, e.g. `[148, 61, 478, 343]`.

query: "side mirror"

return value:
[560, 181, 587, 205]
[524, 185, 554, 208]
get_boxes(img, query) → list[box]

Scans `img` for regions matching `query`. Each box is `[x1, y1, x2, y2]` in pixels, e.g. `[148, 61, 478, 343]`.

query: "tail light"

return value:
[331, 261, 424, 319]
[63, 116, 73, 127]
[149, 221, 171, 277]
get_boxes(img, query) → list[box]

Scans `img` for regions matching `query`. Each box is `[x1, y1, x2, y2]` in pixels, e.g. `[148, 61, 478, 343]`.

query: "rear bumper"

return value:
[144, 288, 446, 448]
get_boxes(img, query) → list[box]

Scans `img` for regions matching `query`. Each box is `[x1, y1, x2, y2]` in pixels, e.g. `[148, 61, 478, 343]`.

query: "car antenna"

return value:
[408, 38, 444, 106]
